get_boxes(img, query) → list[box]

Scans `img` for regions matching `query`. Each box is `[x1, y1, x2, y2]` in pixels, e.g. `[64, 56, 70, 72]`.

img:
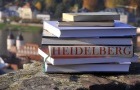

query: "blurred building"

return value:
[36, 14, 50, 21]
[0, 12, 3, 22]
[17, 2, 32, 19]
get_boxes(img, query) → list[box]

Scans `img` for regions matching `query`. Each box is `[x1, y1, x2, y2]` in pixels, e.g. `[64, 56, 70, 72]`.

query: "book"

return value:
[43, 21, 136, 37]
[58, 21, 114, 27]
[38, 48, 138, 65]
[42, 29, 133, 38]
[41, 37, 132, 45]
[44, 63, 131, 73]
[48, 45, 133, 58]
[62, 12, 120, 22]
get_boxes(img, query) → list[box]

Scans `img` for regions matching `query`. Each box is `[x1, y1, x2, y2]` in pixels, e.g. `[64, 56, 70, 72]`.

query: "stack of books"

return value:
[38, 12, 138, 73]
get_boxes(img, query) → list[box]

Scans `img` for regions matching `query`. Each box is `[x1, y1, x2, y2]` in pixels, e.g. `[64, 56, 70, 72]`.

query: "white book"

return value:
[38, 48, 138, 65]
[43, 21, 136, 37]
[62, 12, 120, 22]
[44, 63, 130, 73]
[42, 36, 132, 45]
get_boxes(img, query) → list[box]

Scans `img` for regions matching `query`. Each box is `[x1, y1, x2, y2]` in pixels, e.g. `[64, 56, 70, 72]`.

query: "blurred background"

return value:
[0, 0, 140, 22]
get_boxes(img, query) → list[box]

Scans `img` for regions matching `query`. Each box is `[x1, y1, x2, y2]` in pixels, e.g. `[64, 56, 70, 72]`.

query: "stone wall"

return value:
[1, 61, 140, 90]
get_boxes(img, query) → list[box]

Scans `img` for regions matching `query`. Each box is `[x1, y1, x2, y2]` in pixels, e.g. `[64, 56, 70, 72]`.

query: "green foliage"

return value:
[22, 19, 42, 24]
[0, 23, 5, 30]
[0, 23, 42, 32]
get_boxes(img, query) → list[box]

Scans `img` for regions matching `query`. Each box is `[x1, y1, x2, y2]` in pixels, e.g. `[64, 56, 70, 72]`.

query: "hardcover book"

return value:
[43, 21, 136, 37]
[44, 63, 131, 73]
[58, 21, 114, 27]
[42, 36, 132, 45]
[62, 12, 120, 22]
[38, 48, 138, 65]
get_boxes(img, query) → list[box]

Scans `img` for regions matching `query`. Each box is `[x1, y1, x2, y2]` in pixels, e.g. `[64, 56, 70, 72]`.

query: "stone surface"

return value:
[1, 61, 140, 90]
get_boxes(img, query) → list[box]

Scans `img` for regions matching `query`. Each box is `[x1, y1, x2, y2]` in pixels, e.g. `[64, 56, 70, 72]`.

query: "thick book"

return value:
[58, 21, 114, 27]
[44, 63, 131, 73]
[38, 48, 138, 65]
[62, 12, 120, 22]
[48, 45, 133, 58]
[43, 21, 136, 37]
[41, 36, 132, 45]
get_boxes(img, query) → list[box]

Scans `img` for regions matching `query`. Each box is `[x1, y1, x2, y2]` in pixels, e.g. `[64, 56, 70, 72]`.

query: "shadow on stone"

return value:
[89, 82, 127, 90]
[129, 83, 140, 90]
[89, 82, 140, 90]
[129, 62, 140, 74]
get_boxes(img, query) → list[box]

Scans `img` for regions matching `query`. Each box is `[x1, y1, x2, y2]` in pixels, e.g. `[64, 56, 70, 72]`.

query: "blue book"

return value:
[43, 21, 136, 38]
[41, 36, 132, 45]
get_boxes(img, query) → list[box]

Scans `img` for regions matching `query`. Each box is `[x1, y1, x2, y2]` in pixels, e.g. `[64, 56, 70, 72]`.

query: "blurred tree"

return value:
[78, 0, 105, 12]
[75, 0, 83, 8]
[129, 0, 138, 6]
[56, 0, 81, 13]
[45, 0, 56, 8]
[82, 0, 98, 11]
[69, 0, 82, 12]
[54, 0, 72, 20]
[70, 4, 79, 12]
[34, 1, 42, 10]
[44, 0, 56, 17]
[129, 0, 140, 16]
[0, 0, 3, 7]
[55, 0, 62, 3]
[104, 0, 128, 8]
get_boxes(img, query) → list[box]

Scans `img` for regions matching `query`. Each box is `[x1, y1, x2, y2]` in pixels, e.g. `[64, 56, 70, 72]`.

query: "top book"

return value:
[62, 12, 120, 22]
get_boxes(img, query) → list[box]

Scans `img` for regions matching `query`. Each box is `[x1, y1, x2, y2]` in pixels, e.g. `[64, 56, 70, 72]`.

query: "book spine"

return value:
[41, 37, 132, 45]
[48, 45, 133, 58]
[44, 63, 130, 73]
[58, 22, 114, 27]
